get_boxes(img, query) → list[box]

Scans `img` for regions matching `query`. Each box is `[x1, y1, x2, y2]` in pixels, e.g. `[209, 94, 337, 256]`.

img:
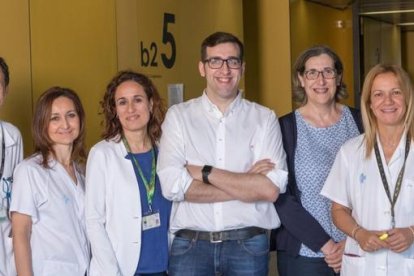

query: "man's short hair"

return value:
[201, 32, 244, 61]
[0, 57, 10, 87]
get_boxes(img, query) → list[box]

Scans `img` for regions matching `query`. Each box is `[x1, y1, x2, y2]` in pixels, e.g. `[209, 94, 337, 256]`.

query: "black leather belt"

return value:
[175, 227, 266, 243]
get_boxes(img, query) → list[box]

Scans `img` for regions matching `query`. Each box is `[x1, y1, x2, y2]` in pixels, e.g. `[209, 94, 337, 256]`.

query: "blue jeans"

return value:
[135, 273, 167, 276]
[277, 251, 340, 276]
[169, 233, 269, 276]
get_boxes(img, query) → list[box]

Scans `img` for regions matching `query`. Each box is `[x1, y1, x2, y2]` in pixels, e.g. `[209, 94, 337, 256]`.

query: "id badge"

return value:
[142, 211, 161, 231]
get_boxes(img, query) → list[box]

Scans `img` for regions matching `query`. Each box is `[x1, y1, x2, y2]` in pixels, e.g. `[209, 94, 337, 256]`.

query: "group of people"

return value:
[0, 31, 413, 276]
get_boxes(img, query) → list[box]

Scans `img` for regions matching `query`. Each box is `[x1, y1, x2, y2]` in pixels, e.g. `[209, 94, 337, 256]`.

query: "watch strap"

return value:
[202, 165, 213, 184]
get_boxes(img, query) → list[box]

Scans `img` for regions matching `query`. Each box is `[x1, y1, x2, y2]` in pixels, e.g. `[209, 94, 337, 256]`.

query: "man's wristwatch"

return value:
[202, 165, 213, 184]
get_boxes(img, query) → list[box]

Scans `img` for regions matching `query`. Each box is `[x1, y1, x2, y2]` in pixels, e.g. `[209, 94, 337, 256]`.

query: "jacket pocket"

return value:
[341, 254, 365, 276]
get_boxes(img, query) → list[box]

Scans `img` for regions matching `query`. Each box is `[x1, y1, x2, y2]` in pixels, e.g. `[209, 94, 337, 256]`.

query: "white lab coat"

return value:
[0, 122, 23, 276]
[85, 139, 142, 276]
[10, 154, 89, 276]
[322, 134, 414, 276]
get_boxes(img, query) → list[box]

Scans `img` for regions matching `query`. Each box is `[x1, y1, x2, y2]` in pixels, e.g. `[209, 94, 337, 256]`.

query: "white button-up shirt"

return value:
[158, 92, 288, 233]
[0, 122, 23, 276]
[322, 134, 414, 276]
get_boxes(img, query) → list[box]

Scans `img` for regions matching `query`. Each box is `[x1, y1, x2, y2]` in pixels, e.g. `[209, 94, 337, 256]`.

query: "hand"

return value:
[386, 227, 414, 253]
[355, 228, 388, 252]
[323, 240, 345, 273]
[247, 159, 275, 175]
[186, 164, 203, 181]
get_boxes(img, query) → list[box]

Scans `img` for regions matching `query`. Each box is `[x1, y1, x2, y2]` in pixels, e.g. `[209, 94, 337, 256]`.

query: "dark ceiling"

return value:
[307, 0, 414, 31]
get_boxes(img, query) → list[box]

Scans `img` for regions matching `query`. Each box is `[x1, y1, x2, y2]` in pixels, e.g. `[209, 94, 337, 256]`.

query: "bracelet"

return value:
[409, 226, 414, 238]
[351, 224, 361, 240]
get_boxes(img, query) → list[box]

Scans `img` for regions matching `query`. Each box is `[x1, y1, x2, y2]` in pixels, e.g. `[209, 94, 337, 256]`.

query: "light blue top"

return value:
[295, 106, 359, 257]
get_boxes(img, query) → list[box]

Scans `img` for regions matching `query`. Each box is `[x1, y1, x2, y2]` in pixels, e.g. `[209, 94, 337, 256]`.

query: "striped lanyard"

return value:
[374, 134, 410, 228]
[0, 123, 5, 181]
[122, 136, 156, 211]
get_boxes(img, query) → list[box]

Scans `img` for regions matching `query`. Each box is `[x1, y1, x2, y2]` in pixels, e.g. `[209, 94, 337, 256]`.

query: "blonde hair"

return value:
[360, 64, 414, 157]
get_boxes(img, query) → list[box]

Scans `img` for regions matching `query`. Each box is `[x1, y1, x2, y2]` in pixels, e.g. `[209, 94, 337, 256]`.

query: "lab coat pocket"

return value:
[42, 260, 79, 276]
[400, 179, 414, 216]
[401, 258, 414, 276]
[341, 254, 365, 276]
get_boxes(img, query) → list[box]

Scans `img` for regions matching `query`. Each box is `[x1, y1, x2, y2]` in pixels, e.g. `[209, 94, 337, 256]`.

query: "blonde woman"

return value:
[322, 64, 414, 275]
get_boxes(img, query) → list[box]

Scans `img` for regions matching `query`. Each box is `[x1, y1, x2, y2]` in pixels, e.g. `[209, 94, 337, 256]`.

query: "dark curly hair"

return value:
[101, 70, 165, 145]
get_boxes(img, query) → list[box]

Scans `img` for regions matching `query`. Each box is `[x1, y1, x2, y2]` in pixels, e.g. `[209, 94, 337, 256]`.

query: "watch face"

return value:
[202, 165, 212, 173]
[202, 165, 213, 184]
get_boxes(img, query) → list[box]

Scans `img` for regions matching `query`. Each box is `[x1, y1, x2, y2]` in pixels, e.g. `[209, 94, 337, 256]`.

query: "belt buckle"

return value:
[210, 231, 223, 243]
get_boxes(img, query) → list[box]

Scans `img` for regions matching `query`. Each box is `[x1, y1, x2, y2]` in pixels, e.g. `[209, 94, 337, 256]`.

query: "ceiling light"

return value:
[398, 22, 414, 26]
[360, 9, 414, 15]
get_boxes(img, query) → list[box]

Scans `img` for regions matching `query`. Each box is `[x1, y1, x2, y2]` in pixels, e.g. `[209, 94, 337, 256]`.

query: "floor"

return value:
[269, 251, 279, 276]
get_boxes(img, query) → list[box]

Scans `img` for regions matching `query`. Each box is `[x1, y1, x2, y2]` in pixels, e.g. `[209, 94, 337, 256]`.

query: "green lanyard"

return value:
[374, 134, 410, 228]
[122, 136, 156, 211]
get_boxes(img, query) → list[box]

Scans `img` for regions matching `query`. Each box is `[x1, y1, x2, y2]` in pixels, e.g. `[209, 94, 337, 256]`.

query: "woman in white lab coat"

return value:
[322, 64, 414, 276]
[0, 57, 23, 276]
[11, 87, 89, 276]
[85, 71, 171, 276]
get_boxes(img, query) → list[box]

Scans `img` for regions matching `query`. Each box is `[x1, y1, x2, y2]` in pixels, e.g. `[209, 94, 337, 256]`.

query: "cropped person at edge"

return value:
[0, 57, 23, 276]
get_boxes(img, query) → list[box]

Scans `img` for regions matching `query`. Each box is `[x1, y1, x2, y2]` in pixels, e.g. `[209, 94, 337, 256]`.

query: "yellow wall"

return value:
[1, 0, 358, 154]
[402, 31, 414, 83]
[0, 1, 32, 155]
[117, 0, 244, 102]
[30, 0, 118, 150]
[243, 0, 292, 117]
[1, 0, 247, 155]
[362, 18, 401, 76]
[290, 0, 354, 107]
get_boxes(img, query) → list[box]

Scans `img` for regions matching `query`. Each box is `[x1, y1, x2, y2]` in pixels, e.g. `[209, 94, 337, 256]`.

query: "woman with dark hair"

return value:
[11, 87, 89, 276]
[271, 46, 363, 275]
[0, 57, 23, 276]
[322, 64, 414, 275]
[85, 70, 171, 276]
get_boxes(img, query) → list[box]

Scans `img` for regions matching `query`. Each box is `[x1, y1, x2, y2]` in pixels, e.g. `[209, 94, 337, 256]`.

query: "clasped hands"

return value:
[354, 227, 414, 253]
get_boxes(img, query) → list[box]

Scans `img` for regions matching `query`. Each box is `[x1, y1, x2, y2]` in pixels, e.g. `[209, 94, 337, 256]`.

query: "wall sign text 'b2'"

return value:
[140, 13, 176, 69]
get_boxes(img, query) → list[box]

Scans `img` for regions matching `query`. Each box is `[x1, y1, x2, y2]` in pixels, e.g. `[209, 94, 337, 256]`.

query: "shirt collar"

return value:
[376, 129, 409, 163]
[1, 122, 19, 148]
[201, 90, 243, 117]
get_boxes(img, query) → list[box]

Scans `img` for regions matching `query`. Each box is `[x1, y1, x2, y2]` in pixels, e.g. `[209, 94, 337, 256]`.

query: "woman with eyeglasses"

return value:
[85, 71, 171, 276]
[11, 87, 89, 276]
[322, 64, 414, 276]
[271, 46, 363, 275]
[0, 57, 23, 276]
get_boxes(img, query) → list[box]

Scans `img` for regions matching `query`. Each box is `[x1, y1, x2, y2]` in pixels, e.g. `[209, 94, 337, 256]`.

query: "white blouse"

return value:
[322, 134, 414, 276]
[10, 155, 89, 276]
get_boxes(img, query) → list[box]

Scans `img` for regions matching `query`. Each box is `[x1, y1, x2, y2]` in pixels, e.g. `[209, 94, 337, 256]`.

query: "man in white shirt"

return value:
[157, 31, 288, 275]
